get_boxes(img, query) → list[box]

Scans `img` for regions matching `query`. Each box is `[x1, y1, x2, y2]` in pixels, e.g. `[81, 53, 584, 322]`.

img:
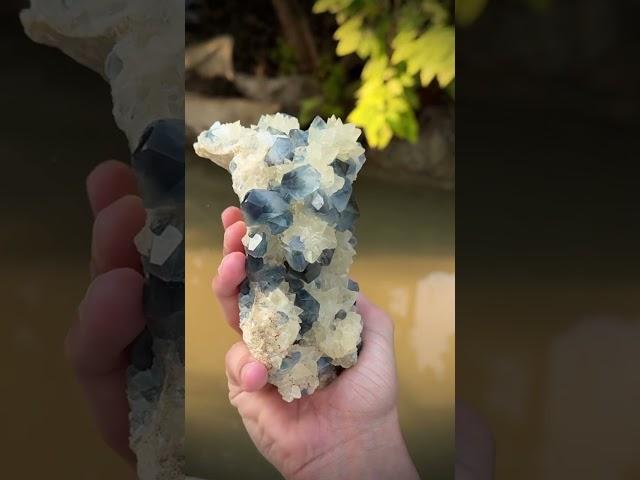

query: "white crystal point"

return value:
[255, 112, 300, 133]
[195, 114, 365, 402]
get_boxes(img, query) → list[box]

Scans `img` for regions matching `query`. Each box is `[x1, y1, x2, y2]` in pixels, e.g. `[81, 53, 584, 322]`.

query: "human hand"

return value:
[213, 206, 420, 480]
[64, 160, 146, 466]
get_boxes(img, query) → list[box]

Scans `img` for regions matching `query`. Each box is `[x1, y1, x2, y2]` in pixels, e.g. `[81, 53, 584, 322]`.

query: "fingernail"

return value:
[240, 362, 263, 391]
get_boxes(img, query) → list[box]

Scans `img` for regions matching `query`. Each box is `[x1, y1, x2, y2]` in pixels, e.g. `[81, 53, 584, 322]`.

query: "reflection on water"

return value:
[413, 273, 455, 380]
[540, 318, 640, 480]
[186, 153, 455, 479]
[458, 281, 640, 480]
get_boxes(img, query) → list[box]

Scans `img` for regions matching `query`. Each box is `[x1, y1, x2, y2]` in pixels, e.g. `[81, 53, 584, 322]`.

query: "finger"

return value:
[91, 195, 145, 278]
[225, 341, 268, 393]
[223, 220, 246, 256]
[82, 368, 137, 465]
[66, 268, 145, 376]
[354, 292, 396, 372]
[212, 251, 246, 333]
[221, 206, 243, 229]
[356, 292, 394, 342]
[65, 268, 145, 465]
[87, 160, 139, 216]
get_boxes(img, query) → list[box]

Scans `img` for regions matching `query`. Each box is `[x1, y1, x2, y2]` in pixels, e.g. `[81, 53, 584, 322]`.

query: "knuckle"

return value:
[225, 341, 243, 368]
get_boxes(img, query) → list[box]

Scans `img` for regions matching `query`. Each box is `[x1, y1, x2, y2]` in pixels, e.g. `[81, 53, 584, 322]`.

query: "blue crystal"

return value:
[239, 279, 255, 312]
[130, 328, 154, 370]
[285, 236, 308, 272]
[288, 260, 322, 283]
[294, 289, 320, 334]
[317, 356, 336, 383]
[289, 129, 309, 148]
[347, 279, 359, 292]
[247, 259, 286, 291]
[330, 158, 349, 178]
[279, 350, 302, 371]
[336, 196, 359, 231]
[242, 189, 293, 234]
[246, 255, 264, 276]
[247, 232, 268, 257]
[317, 356, 331, 369]
[280, 165, 321, 200]
[238, 290, 255, 310]
[132, 119, 184, 209]
[335, 309, 347, 320]
[285, 272, 305, 292]
[260, 267, 286, 291]
[349, 154, 365, 178]
[331, 178, 352, 212]
[318, 248, 334, 266]
[348, 233, 358, 247]
[265, 136, 294, 165]
[239, 279, 251, 296]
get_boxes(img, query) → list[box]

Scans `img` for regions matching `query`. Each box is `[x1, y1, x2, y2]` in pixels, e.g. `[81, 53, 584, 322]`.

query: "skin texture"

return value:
[68, 160, 494, 478]
[215, 206, 420, 480]
[65, 160, 145, 467]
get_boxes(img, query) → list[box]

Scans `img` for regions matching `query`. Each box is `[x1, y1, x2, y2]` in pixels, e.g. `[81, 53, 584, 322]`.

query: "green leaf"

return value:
[334, 15, 364, 56]
[392, 25, 455, 87]
[312, 0, 456, 149]
[356, 29, 381, 59]
[313, 0, 353, 14]
[446, 80, 455, 98]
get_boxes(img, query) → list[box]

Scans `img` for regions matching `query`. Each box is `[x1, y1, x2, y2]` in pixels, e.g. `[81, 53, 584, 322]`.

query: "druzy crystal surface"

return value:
[195, 114, 365, 401]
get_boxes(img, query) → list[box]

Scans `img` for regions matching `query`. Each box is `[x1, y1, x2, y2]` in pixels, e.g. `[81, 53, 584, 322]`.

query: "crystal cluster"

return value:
[195, 114, 365, 401]
[128, 119, 185, 478]
[21, 2, 185, 476]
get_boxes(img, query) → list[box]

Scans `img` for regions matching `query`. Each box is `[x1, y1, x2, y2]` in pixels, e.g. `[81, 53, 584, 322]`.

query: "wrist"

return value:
[289, 410, 419, 480]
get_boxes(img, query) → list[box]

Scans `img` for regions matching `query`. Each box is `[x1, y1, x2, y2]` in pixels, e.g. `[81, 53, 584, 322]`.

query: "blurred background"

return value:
[1, 0, 132, 478]
[4, 0, 639, 479]
[184, 1, 455, 478]
[457, 0, 640, 479]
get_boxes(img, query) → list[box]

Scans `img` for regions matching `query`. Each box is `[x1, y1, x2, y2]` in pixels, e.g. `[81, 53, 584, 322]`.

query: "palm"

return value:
[232, 328, 397, 472]
[215, 207, 400, 478]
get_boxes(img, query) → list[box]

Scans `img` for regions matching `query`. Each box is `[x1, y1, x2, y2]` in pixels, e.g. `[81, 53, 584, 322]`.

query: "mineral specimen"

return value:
[21, 2, 185, 478]
[194, 114, 365, 402]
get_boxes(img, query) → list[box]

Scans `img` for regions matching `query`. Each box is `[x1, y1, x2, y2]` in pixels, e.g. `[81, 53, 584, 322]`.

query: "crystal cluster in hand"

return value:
[194, 114, 365, 401]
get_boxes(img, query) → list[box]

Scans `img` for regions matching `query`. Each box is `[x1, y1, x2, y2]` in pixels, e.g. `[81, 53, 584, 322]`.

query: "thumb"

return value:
[356, 293, 395, 351]
[225, 341, 269, 395]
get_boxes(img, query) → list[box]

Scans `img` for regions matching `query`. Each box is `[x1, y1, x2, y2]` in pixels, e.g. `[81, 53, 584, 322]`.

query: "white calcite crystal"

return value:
[195, 114, 365, 402]
[20, 0, 184, 149]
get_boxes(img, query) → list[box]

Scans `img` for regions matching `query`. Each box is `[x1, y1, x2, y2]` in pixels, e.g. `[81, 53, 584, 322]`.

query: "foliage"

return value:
[299, 56, 353, 125]
[270, 36, 300, 76]
[313, 0, 454, 149]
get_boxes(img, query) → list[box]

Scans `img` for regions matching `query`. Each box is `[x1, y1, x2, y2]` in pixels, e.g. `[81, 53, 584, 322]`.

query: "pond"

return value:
[185, 152, 456, 479]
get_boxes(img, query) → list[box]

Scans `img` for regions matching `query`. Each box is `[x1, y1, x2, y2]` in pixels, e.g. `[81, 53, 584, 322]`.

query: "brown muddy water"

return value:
[185, 152, 456, 479]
